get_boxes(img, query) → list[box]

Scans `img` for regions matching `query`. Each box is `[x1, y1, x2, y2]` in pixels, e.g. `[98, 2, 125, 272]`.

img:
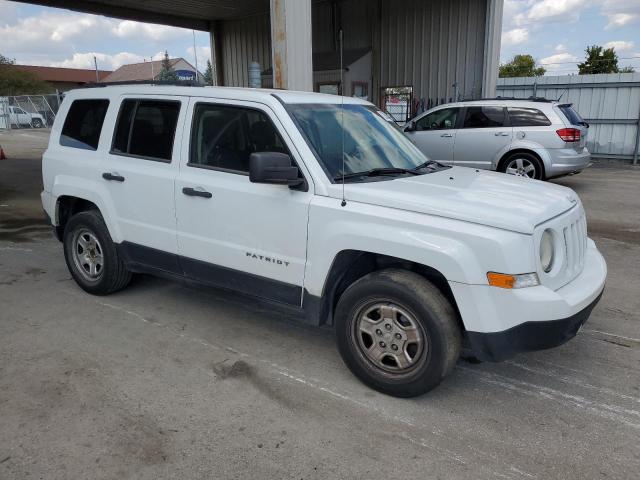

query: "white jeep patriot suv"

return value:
[41, 85, 607, 397]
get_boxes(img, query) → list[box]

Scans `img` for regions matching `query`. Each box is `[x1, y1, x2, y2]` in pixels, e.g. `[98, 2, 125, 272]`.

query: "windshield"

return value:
[287, 103, 431, 181]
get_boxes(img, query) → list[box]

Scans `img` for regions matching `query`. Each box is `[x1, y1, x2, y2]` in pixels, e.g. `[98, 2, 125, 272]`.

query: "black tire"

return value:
[335, 269, 461, 397]
[31, 118, 44, 128]
[499, 152, 545, 180]
[63, 210, 131, 295]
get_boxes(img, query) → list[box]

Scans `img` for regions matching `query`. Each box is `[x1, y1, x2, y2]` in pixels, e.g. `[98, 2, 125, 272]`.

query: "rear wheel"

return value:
[335, 269, 461, 397]
[63, 210, 131, 295]
[499, 152, 544, 180]
[31, 118, 44, 128]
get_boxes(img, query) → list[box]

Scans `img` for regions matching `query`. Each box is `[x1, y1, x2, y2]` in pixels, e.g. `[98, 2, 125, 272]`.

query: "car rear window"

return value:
[112, 99, 181, 161]
[558, 104, 585, 126]
[508, 107, 551, 127]
[462, 106, 506, 128]
[60, 99, 110, 150]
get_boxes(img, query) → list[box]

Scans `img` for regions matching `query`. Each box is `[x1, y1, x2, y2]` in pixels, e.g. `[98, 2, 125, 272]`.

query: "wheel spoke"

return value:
[366, 343, 386, 362]
[516, 158, 524, 169]
[358, 317, 379, 337]
[77, 235, 89, 250]
[403, 326, 422, 344]
[392, 352, 411, 369]
[88, 261, 98, 276]
[378, 305, 395, 322]
[506, 167, 518, 175]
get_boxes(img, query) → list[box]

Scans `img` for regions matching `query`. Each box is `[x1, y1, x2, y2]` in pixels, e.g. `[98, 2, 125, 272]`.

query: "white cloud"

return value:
[604, 13, 638, 29]
[539, 51, 580, 74]
[511, 0, 585, 26]
[502, 28, 529, 46]
[111, 20, 191, 41]
[555, 44, 566, 52]
[603, 40, 635, 52]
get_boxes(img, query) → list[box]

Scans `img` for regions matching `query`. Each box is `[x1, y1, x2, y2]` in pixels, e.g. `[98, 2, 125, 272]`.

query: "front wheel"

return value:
[499, 152, 544, 180]
[335, 269, 461, 397]
[31, 118, 44, 128]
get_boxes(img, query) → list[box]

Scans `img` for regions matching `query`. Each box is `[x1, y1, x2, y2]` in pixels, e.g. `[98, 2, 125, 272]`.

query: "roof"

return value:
[7, 65, 112, 83]
[263, 48, 371, 75]
[66, 84, 372, 106]
[102, 58, 193, 83]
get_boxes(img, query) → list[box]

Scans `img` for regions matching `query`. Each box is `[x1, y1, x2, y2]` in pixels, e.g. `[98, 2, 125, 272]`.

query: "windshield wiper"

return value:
[334, 167, 419, 182]
[410, 160, 444, 172]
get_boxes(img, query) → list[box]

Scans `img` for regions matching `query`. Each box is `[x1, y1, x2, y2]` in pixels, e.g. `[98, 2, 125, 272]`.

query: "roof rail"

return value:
[82, 79, 201, 88]
[476, 96, 554, 103]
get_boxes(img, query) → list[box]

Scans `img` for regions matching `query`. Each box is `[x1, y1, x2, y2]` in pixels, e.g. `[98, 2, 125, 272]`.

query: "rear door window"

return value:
[462, 106, 506, 128]
[508, 107, 551, 127]
[60, 99, 110, 150]
[112, 99, 181, 161]
[558, 104, 585, 126]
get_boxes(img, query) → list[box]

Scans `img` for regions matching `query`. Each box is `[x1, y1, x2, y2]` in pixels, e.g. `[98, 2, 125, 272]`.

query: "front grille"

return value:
[563, 213, 587, 279]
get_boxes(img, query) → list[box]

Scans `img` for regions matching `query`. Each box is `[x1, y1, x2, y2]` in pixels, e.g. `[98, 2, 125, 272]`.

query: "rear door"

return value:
[404, 107, 460, 164]
[100, 95, 186, 270]
[453, 105, 512, 169]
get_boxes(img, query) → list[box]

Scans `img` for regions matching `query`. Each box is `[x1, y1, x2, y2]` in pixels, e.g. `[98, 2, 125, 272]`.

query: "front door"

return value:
[100, 96, 186, 269]
[453, 105, 512, 169]
[404, 107, 459, 164]
[175, 98, 313, 306]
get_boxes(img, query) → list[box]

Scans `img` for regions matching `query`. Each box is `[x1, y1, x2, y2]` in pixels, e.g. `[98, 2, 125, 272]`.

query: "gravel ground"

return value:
[1, 128, 639, 479]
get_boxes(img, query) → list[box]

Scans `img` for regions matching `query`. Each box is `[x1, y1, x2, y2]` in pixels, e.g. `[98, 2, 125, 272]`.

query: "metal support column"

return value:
[270, 0, 313, 91]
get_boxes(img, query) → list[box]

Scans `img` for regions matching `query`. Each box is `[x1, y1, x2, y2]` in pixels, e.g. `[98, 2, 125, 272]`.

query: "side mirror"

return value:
[249, 152, 303, 186]
[404, 120, 417, 132]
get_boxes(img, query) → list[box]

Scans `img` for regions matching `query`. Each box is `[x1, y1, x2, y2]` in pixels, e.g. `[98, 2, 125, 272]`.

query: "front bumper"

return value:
[466, 291, 602, 361]
[450, 239, 606, 362]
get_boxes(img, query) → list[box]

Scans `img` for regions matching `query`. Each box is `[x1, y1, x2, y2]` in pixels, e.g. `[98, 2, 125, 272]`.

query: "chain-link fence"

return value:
[1, 94, 62, 129]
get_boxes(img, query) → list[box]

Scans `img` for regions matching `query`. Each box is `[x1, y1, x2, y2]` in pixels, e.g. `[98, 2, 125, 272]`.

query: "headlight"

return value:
[540, 229, 555, 273]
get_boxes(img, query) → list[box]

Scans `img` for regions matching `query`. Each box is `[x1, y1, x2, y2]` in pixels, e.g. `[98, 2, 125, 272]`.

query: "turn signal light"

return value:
[556, 128, 581, 142]
[487, 272, 540, 289]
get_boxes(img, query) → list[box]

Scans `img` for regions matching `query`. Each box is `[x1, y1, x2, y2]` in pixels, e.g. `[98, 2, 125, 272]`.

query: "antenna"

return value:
[339, 28, 346, 207]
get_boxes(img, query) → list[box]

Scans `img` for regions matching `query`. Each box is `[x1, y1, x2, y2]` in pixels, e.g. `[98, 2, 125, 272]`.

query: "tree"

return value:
[203, 59, 214, 86]
[499, 54, 546, 78]
[619, 65, 636, 73]
[578, 45, 619, 74]
[0, 54, 52, 95]
[0, 53, 15, 65]
[156, 50, 178, 82]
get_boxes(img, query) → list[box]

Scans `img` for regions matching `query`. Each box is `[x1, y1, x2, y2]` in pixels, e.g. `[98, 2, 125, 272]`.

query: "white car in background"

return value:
[404, 98, 590, 180]
[9, 105, 46, 128]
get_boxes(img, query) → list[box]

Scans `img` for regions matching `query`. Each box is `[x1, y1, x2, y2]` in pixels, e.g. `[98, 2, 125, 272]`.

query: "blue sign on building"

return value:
[174, 69, 196, 81]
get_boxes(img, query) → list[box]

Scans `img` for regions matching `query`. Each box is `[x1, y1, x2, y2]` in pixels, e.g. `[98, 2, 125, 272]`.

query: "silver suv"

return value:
[403, 98, 590, 180]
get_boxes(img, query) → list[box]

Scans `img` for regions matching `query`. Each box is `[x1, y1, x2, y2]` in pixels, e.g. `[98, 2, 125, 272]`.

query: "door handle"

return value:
[440, 133, 453, 138]
[102, 172, 125, 182]
[182, 187, 212, 199]
[494, 132, 510, 136]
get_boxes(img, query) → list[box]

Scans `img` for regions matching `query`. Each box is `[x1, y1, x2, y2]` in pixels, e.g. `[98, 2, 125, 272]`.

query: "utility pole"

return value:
[192, 30, 199, 83]
[93, 56, 99, 82]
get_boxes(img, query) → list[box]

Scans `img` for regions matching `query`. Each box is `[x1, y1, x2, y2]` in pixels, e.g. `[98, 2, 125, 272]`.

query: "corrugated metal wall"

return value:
[218, 0, 489, 106]
[377, 0, 486, 106]
[220, 14, 271, 87]
[497, 73, 640, 159]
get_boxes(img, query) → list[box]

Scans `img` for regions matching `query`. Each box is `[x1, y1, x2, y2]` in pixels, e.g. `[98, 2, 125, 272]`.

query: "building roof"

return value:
[102, 58, 193, 83]
[8, 64, 112, 83]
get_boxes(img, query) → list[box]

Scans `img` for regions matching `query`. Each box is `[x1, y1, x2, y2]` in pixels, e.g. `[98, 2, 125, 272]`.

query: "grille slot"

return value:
[563, 214, 587, 277]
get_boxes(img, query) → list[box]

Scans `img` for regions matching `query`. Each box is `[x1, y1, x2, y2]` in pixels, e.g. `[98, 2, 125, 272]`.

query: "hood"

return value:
[341, 167, 579, 234]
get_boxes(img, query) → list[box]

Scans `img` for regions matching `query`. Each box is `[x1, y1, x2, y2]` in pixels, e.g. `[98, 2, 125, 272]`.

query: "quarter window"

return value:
[189, 103, 289, 174]
[60, 99, 110, 150]
[508, 107, 551, 127]
[462, 106, 506, 129]
[112, 99, 180, 161]
[415, 108, 458, 131]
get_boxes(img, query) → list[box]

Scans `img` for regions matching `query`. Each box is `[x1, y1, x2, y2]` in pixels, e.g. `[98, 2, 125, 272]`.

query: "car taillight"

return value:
[557, 128, 581, 142]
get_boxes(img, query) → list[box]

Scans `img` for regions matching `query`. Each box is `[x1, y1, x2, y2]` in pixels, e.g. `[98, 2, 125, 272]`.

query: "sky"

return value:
[0, 0, 639, 76]
[502, 0, 640, 74]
